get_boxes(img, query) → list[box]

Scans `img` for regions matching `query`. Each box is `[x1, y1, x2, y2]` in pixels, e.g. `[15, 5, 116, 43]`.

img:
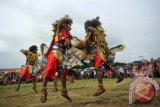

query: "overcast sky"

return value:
[0, 0, 160, 68]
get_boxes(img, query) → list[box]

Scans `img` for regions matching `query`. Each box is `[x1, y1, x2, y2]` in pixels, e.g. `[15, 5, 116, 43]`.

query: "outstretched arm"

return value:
[20, 49, 28, 55]
[85, 31, 92, 43]
[72, 36, 81, 42]
[44, 37, 55, 58]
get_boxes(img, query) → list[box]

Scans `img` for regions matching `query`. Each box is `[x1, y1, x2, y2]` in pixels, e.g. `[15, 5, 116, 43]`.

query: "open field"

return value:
[0, 78, 160, 107]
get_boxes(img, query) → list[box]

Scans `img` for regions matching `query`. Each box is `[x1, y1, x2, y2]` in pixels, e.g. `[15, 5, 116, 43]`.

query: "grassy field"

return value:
[0, 78, 160, 107]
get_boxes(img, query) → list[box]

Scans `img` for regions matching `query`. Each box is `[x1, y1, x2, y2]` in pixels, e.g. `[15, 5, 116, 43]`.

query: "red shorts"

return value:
[43, 52, 59, 80]
[94, 54, 104, 68]
[60, 68, 68, 77]
[21, 65, 35, 80]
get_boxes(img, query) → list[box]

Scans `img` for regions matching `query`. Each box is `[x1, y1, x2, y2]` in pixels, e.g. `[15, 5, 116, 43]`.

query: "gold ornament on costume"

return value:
[26, 52, 39, 65]
[85, 23, 110, 62]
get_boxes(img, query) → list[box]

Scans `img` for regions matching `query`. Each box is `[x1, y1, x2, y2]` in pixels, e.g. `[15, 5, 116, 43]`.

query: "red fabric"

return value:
[56, 34, 63, 42]
[62, 29, 69, 40]
[21, 65, 35, 80]
[43, 52, 59, 80]
[57, 29, 71, 42]
[60, 68, 68, 77]
[45, 29, 71, 58]
[94, 54, 104, 67]
[157, 63, 160, 71]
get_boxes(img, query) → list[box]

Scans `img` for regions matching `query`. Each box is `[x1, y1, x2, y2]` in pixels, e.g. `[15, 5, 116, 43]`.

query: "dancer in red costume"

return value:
[41, 15, 73, 103]
[84, 16, 123, 96]
[16, 45, 39, 93]
[40, 43, 59, 92]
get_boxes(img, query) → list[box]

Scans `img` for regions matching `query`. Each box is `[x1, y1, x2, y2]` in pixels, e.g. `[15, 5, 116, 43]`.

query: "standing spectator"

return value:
[116, 66, 125, 78]
[153, 60, 158, 77]
[128, 64, 133, 78]
[80, 70, 84, 79]
[148, 62, 154, 78]
[141, 62, 148, 77]
[132, 63, 144, 78]
[156, 61, 160, 77]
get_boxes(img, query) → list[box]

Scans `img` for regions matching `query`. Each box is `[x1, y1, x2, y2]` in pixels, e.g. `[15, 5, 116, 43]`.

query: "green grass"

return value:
[0, 78, 160, 107]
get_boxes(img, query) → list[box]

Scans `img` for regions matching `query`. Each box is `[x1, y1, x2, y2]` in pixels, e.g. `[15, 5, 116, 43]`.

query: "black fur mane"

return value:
[84, 18, 101, 31]
[29, 45, 38, 52]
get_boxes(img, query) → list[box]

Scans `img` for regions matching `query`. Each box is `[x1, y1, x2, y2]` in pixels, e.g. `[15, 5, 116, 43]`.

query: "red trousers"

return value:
[43, 52, 59, 79]
[21, 65, 35, 80]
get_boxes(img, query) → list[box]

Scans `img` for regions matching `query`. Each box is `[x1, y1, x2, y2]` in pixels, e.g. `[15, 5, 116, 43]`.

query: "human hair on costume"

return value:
[29, 45, 38, 52]
[84, 20, 92, 31]
[64, 18, 73, 26]
[91, 18, 101, 28]
[84, 18, 101, 31]
[57, 18, 73, 32]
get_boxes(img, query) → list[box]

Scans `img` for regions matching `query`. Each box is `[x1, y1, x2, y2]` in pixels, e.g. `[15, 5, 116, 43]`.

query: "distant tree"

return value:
[150, 58, 154, 62]
[112, 62, 126, 67]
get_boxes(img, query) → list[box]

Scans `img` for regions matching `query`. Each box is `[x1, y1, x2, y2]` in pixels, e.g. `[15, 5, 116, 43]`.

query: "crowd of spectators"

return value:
[73, 58, 160, 80]
[0, 58, 160, 85]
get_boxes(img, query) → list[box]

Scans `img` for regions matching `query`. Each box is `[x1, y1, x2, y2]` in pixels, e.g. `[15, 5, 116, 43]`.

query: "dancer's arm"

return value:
[44, 37, 55, 58]
[20, 49, 28, 55]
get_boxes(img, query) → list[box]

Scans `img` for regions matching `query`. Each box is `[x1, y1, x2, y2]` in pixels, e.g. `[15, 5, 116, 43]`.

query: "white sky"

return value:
[0, 0, 160, 68]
